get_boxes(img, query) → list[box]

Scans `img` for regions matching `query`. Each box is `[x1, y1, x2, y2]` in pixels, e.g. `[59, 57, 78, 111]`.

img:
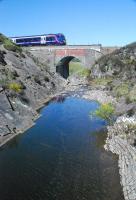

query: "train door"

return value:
[41, 36, 46, 45]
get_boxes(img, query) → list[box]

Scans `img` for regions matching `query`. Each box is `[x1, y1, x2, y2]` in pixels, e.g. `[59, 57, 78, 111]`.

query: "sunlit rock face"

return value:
[0, 35, 65, 139]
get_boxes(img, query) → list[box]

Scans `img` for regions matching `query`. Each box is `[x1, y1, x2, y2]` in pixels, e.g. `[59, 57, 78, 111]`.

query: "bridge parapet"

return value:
[25, 44, 102, 51]
[25, 45, 119, 76]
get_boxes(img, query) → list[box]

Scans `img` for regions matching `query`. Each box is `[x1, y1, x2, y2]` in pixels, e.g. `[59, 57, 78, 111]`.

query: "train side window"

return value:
[50, 37, 55, 41]
[46, 36, 55, 42]
[46, 37, 50, 42]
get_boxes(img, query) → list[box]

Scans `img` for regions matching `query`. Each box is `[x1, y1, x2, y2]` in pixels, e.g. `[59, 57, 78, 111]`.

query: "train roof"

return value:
[10, 33, 65, 39]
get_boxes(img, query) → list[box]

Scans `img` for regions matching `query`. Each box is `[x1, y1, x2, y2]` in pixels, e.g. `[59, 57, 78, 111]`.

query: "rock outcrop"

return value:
[0, 34, 66, 145]
[92, 42, 136, 80]
[105, 117, 136, 200]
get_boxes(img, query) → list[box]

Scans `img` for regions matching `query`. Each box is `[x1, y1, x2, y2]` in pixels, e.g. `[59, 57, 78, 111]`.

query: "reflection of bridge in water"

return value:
[26, 45, 118, 79]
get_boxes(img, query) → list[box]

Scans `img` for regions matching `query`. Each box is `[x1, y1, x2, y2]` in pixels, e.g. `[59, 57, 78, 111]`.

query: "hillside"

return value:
[0, 34, 65, 143]
[92, 42, 136, 79]
[91, 42, 136, 114]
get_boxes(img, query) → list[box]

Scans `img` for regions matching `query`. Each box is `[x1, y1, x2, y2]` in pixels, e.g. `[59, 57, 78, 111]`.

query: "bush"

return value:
[114, 83, 129, 98]
[92, 103, 115, 124]
[8, 82, 23, 93]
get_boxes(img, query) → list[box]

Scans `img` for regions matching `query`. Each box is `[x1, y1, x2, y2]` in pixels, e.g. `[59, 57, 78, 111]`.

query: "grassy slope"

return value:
[69, 61, 91, 77]
[0, 33, 22, 53]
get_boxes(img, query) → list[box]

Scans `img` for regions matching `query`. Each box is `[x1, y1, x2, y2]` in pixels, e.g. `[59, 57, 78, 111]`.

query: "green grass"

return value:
[0, 33, 22, 53]
[90, 77, 113, 86]
[69, 61, 91, 77]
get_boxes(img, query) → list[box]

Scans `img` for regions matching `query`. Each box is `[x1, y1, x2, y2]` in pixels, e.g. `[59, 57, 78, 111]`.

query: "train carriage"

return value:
[10, 33, 66, 46]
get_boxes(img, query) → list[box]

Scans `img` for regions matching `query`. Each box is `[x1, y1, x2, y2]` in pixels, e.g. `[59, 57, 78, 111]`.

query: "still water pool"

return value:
[0, 97, 124, 200]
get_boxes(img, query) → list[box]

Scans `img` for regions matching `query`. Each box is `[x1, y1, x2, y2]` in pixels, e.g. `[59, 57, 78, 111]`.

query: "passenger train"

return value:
[10, 33, 66, 46]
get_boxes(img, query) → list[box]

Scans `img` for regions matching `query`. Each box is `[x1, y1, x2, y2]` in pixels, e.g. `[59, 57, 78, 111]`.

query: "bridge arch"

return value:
[56, 56, 84, 79]
[26, 45, 105, 76]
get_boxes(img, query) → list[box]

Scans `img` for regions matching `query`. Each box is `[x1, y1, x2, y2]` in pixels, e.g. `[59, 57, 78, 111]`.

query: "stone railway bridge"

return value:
[25, 45, 117, 78]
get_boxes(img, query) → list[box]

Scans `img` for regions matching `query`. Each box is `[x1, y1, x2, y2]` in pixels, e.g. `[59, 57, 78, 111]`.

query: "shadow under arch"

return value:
[56, 56, 78, 79]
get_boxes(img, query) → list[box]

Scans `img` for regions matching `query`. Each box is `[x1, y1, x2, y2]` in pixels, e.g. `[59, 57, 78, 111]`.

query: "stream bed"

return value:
[0, 97, 124, 200]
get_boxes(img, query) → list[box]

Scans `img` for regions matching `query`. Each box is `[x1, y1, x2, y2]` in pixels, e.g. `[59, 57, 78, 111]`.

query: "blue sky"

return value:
[0, 0, 136, 46]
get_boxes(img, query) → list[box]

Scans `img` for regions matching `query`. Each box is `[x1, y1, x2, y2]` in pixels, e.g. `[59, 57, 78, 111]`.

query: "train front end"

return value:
[56, 34, 66, 45]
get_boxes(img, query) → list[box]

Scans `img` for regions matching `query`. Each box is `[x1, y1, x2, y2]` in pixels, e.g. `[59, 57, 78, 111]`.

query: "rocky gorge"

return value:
[0, 34, 136, 200]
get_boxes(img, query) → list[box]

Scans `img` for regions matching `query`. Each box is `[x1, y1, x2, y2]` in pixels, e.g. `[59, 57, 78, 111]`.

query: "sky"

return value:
[0, 0, 136, 46]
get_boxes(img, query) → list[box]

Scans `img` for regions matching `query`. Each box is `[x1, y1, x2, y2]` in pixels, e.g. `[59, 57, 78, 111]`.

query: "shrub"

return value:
[8, 82, 23, 93]
[92, 103, 115, 124]
[114, 83, 129, 98]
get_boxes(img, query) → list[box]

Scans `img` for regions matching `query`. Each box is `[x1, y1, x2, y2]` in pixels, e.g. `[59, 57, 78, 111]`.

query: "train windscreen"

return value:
[57, 35, 65, 42]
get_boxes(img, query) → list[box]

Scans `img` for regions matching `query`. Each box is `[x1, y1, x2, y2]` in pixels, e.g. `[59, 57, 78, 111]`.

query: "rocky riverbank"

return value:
[80, 86, 136, 200]
[89, 42, 136, 200]
[104, 117, 136, 200]
[65, 80, 136, 200]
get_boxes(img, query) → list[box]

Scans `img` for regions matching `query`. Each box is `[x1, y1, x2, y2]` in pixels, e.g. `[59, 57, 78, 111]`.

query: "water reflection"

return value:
[93, 128, 107, 149]
[0, 97, 124, 200]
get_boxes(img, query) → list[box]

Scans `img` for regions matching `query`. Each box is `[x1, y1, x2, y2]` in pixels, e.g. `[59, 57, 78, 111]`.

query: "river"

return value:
[0, 97, 124, 200]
